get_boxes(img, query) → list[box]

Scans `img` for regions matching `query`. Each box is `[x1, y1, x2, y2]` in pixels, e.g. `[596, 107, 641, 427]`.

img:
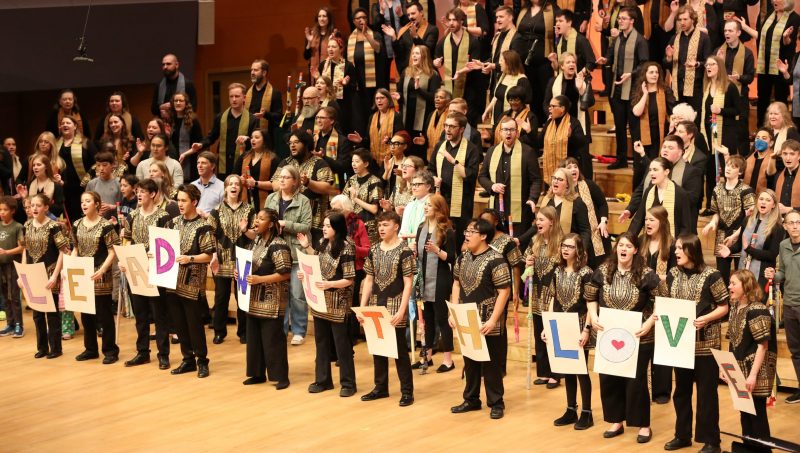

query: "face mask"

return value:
[754, 139, 769, 152]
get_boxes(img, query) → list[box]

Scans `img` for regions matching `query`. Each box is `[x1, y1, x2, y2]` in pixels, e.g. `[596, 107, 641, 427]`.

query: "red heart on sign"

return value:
[611, 340, 625, 350]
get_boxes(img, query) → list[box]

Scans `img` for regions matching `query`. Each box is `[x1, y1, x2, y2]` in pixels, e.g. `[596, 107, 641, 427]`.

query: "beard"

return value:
[251, 74, 263, 85]
[163, 67, 177, 78]
[300, 104, 319, 118]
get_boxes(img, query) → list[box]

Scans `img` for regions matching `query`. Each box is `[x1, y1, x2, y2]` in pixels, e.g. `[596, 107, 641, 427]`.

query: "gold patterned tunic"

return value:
[167, 215, 215, 299]
[23, 219, 70, 292]
[453, 247, 512, 336]
[343, 173, 383, 244]
[523, 241, 559, 315]
[363, 241, 416, 328]
[271, 155, 334, 230]
[727, 301, 777, 397]
[73, 217, 120, 295]
[666, 267, 730, 356]
[207, 202, 254, 278]
[585, 264, 661, 343]
[248, 235, 292, 319]
[311, 240, 356, 323]
[124, 206, 171, 249]
[491, 232, 523, 269]
[710, 180, 755, 257]
[547, 266, 595, 347]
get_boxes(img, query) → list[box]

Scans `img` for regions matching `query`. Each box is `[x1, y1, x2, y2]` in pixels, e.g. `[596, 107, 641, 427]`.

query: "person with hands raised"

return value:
[343, 148, 383, 243]
[755, 0, 800, 125]
[347, 89, 404, 168]
[318, 37, 361, 136]
[664, 5, 711, 114]
[348, 8, 384, 126]
[385, 2, 439, 79]
[631, 62, 676, 189]
[304, 7, 337, 83]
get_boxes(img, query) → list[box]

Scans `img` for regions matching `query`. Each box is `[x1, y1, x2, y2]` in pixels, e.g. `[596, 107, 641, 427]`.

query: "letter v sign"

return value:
[661, 316, 688, 347]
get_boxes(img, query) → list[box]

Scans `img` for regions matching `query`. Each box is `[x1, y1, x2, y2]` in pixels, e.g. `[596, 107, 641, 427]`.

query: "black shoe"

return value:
[340, 387, 356, 397]
[546, 379, 561, 389]
[490, 406, 504, 419]
[34, 351, 47, 359]
[698, 444, 720, 453]
[653, 395, 670, 404]
[75, 350, 100, 361]
[533, 378, 549, 385]
[361, 390, 390, 401]
[436, 363, 455, 373]
[553, 408, 578, 426]
[399, 394, 414, 407]
[158, 356, 170, 370]
[637, 428, 652, 443]
[102, 355, 119, 365]
[607, 161, 628, 170]
[197, 363, 209, 378]
[700, 209, 714, 217]
[239, 336, 246, 344]
[603, 426, 624, 438]
[125, 353, 151, 367]
[170, 335, 179, 344]
[46, 351, 62, 359]
[411, 359, 433, 370]
[243, 376, 267, 385]
[308, 382, 334, 393]
[574, 411, 593, 430]
[170, 360, 197, 375]
[276, 380, 290, 390]
[451, 401, 482, 413]
[212, 335, 224, 344]
[785, 391, 800, 404]
[664, 437, 692, 450]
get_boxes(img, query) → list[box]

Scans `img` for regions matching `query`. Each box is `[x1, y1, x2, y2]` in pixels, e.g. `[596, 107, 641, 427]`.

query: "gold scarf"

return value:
[493, 107, 530, 145]
[494, 74, 525, 123]
[436, 139, 469, 217]
[542, 116, 571, 185]
[517, 6, 555, 56]
[577, 180, 606, 256]
[348, 29, 377, 88]
[611, 29, 639, 100]
[757, 11, 789, 75]
[368, 109, 395, 163]
[552, 74, 586, 131]
[242, 149, 273, 198]
[557, 28, 579, 69]
[488, 140, 523, 220]
[719, 44, 746, 92]
[443, 32, 470, 98]
[673, 28, 702, 97]
[540, 194, 574, 234]
[643, 0, 672, 38]
[744, 152, 769, 195]
[491, 27, 516, 58]
[558, 0, 576, 11]
[684, 143, 697, 163]
[645, 180, 677, 236]
[398, 20, 429, 42]
[56, 136, 87, 181]
[463, 3, 477, 28]
[245, 82, 274, 129]
[639, 88, 668, 146]
[700, 84, 726, 151]
[322, 58, 346, 100]
[219, 108, 251, 174]
[426, 110, 446, 161]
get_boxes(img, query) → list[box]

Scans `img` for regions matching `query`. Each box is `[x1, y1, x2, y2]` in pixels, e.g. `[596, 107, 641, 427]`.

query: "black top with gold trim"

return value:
[167, 215, 215, 299]
[727, 301, 777, 397]
[666, 266, 730, 356]
[363, 241, 416, 328]
[73, 217, 120, 295]
[343, 173, 383, 244]
[453, 247, 512, 336]
[311, 240, 356, 323]
[546, 266, 594, 344]
[124, 206, 171, 250]
[23, 219, 70, 292]
[248, 235, 292, 319]
[207, 201, 255, 278]
[523, 241, 559, 315]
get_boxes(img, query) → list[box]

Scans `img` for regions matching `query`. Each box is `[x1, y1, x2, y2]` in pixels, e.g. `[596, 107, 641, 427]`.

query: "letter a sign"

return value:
[654, 297, 696, 369]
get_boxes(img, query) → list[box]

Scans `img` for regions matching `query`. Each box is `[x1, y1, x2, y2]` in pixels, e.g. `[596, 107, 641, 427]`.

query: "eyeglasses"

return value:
[302, 97, 318, 101]
[548, 104, 563, 109]
[560, 243, 576, 249]
[354, 15, 367, 20]
[316, 116, 331, 120]
[389, 141, 406, 147]
[464, 229, 478, 236]
[288, 140, 301, 145]
[785, 221, 800, 227]
[552, 176, 566, 182]
[279, 175, 295, 180]
[500, 127, 517, 133]
[401, 163, 416, 169]
[410, 182, 427, 187]
[443, 123, 460, 129]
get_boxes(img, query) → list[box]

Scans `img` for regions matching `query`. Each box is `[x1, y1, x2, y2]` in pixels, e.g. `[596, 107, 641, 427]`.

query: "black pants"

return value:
[313, 317, 356, 390]
[463, 334, 505, 409]
[757, 74, 790, 127]
[565, 349, 592, 409]
[168, 294, 209, 365]
[741, 396, 771, 453]
[716, 256, 738, 285]
[423, 300, 453, 352]
[533, 314, 553, 378]
[525, 56, 555, 124]
[373, 326, 413, 395]
[347, 269, 366, 344]
[705, 149, 726, 210]
[33, 294, 61, 354]
[131, 290, 169, 358]
[673, 354, 720, 444]
[611, 96, 633, 164]
[246, 315, 288, 382]
[0, 263, 22, 327]
[599, 342, 653, 427]
[212, 276, 246, 339]
[652, 364, 673, 399]
[81, 294, 118, 358]
[784, 305, 800, 382]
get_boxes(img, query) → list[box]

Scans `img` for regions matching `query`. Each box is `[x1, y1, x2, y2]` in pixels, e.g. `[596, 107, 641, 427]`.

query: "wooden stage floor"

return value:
[2, 311, 798, 452]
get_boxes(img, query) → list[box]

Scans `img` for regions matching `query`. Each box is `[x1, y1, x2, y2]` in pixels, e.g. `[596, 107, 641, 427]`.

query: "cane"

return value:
[524, 272, 534, 390]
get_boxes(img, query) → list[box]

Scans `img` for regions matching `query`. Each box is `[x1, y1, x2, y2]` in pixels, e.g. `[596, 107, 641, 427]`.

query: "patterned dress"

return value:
[207, 202, 254, 278]
[666, 267, 730, 355]
[727, 301, 778, 397]
[23, 219, 70, 292]
[547, 266, 595, 347]
[710, 180, 755, 257]
[311, 240, 356, 323]
[73, 217, 120, 295]
[248, 235, 292, 318]
[523, 241, 559, 315]
[271, 155, 334, 230]
[363, 241, 416, 328]
[453, 247, 512, 336]
[343, 173, 383, 244]
[167, 215, 215, 300]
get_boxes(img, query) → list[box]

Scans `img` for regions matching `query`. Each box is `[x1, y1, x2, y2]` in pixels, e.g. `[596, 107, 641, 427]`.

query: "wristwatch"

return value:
[453, 160, 460, 166]
[189, 256, 195, 263]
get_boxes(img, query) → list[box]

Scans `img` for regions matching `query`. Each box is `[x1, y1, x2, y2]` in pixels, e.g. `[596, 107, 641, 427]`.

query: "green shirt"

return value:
[0, 220, 24, 265]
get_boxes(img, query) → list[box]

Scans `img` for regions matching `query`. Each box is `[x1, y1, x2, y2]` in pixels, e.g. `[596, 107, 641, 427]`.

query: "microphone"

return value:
[525, 38, 539, 66]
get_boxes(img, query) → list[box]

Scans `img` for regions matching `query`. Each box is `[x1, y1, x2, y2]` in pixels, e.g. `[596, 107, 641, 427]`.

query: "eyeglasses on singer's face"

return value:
[389, 141, 406, 147]
[464, 228, 478, 236]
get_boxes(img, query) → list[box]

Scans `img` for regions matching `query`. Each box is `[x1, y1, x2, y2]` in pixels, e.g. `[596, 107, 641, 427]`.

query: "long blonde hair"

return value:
[530, 205, 563, 259]
[31, 131, 65, 174]
[149, 160, 175, 198]
[746, 189, 781, 239]
[406, 45, 436, 78]
[703, 55, 730, 93]
[545, 167, 577, 201]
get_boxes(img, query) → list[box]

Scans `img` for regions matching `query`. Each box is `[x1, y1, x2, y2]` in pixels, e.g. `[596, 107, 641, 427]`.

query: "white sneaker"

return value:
[291, 335, 305, 345]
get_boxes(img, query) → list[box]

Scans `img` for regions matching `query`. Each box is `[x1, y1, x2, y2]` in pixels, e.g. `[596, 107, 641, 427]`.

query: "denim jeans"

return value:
[284, 263, 308, 337]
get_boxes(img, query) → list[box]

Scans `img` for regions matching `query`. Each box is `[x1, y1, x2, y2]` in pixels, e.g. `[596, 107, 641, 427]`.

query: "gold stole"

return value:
[552, 74, 586, 132]
[315, 129, 340, 186]
[700, 84, 726, 151]
[322, 58, 346, 100]
[557, 0, 576, 12]
[577, 180, 606, 256]
[463, 3, 477, 28]
[398, 20, 429, 42]
[639, 88, 667, 146]
[245, 82, 275, 129]
[348, 29, 377, 88]
[58, 110, 84, 136]
[404, 74, 429, 131]
[542, 115, 571, 185]
[369, 109, 395, 163]
[758, 12, 789, 75]
[496, 74, 525, 120]
[56, 137, 87, 181]
[540, 194, 574, 234]
[242, 150, 273, 198]
[744, 152, 769, 195]
[643, 0, 672, 38]
[488, 141, 523, 220]
[219, 108, 251, 174]
[426, 110, 446, 161]
[493, 107, 530, 145]
[443, 32, 470, 98]
[557, 28, 579, 70]
[517, 6, 555, 56]
[684, 143, 697, 163]
[776, 169, 800, 208]
[611, 29, 639, 100]
[645, 181, 677, 236]
[491, 27, 516, 58]
[436, 139, 468, 217]
[719, 45, 746, 92]
[673, 28, 702, 97]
